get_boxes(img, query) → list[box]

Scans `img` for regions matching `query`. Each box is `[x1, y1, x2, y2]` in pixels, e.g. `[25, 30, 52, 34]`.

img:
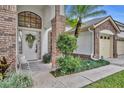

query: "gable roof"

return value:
[115, 21, 124, 32]
[81, 16, 121, 33]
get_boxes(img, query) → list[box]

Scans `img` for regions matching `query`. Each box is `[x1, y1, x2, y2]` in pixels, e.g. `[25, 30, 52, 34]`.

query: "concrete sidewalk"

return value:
[106, 55, 124, 66]
[31, 64, 124, 88]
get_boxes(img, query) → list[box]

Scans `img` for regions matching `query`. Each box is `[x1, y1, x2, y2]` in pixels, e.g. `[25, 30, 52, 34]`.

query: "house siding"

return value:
[74, 31, 93, 55]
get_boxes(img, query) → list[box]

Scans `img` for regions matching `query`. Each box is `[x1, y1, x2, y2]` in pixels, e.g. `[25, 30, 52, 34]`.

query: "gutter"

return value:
[88, 27, 99, 60]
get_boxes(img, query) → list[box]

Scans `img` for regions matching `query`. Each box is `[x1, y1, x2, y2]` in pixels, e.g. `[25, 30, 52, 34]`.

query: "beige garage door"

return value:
[117, 41, 124, 55]
[99, 35, 111, 58]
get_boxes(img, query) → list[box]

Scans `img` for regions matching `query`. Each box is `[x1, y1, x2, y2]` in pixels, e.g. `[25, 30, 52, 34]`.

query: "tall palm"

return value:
[65, 5, 106, 38]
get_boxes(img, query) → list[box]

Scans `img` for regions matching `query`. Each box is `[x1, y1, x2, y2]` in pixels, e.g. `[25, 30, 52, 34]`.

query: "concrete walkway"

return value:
[27, 62, 124, 88]
[106, 55, 124, 66]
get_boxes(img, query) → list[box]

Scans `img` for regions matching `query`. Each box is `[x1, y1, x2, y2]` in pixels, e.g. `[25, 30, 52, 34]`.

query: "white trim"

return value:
[93, 17, 120, 33]
[45, 27, 52, 32]
[100, 30, 114, 35]
[18, 27, 42, 32]
[88, 27, 99, 60]
[16, 9, 18, 72]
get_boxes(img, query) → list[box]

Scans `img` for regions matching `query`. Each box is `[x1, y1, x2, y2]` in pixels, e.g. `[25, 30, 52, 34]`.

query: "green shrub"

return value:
[0, 73, 32, 88]
[57, 55, 81, 74]
[43, 53, 51, 63]
[57, 33, 77, 54]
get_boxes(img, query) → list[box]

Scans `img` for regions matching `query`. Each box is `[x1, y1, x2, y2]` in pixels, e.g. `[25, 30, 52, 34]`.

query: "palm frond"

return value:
[66, 18, 78, 28]
[85, 5, 104, 13]
[84, 10, 106, 19]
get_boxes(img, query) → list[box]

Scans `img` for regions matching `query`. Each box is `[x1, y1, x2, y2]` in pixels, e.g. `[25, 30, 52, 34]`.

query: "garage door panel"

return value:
[99, 36, 111, 58]
[117, 41, 124, 55]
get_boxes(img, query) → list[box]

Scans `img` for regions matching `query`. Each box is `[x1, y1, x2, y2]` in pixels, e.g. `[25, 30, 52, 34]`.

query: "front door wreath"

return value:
[25, 33, 36, 48]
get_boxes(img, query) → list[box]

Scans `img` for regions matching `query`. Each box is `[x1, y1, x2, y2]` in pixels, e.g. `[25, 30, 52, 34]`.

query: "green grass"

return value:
[85, 70, 124, 88]
[51, 59, 110, 77]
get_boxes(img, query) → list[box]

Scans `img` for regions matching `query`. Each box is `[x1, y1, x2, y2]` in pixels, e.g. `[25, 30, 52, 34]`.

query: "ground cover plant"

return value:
[0, 73, 33, 88]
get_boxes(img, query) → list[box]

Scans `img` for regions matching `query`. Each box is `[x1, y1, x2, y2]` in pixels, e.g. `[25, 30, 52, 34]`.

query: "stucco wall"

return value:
[17, 5, 65, 60]
[74, 31, 93, 55]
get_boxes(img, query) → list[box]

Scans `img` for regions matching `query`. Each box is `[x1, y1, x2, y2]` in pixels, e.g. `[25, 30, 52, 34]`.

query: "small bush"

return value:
[0, 73, 32, 88]
[57, 33, 77, 54]
[57, 55, 81, 74]
[43, 53, 51, 63]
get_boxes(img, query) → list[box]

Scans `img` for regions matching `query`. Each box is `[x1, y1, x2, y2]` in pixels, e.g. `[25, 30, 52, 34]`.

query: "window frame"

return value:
[18, 11, 42, 29]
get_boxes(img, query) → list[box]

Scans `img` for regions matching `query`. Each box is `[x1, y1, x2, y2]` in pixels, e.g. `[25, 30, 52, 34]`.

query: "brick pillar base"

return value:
[0, 5, 17, 68]
[51, 15, 65, 67]
[94, 30, 100, 59]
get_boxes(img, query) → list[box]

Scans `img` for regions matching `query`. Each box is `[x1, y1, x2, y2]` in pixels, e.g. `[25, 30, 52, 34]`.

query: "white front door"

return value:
[22, 30, 39, 61]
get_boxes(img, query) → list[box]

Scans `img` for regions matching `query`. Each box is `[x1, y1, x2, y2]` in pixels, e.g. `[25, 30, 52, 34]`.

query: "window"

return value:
[108, 37, 110, 39]
[104, 36, 106, 39]
[18, 11, 42, 29]
[100, 36, 103, 39]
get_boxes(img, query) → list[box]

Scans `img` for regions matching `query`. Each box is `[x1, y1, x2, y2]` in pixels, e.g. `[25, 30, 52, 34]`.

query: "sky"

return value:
[66, 5, 124, 23]
[102, 5, 124, 23]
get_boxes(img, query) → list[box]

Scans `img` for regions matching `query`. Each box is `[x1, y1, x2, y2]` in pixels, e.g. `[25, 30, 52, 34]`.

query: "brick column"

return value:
[0, 5, 17, 68]
[93, 30, 100, 59]
[113, 35, 118, 58]
[51, 6, 65, 67]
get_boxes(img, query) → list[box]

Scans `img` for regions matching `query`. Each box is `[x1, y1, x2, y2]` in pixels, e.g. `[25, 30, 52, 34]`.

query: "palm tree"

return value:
[65, 5, 106, 38]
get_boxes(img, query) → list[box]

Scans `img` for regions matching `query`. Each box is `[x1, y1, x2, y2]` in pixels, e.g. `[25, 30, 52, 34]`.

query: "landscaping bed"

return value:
[0, 56, 33, 88]
[0, 72, 33, 88]
[85, 70, 124, 88]
[51, 33, 110, 77]
[51, 59, 110, 77]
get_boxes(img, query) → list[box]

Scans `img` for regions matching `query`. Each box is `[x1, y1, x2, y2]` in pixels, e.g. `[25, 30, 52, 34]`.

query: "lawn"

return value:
[85, 70, 124, 88]
[51, 59, 110, 77]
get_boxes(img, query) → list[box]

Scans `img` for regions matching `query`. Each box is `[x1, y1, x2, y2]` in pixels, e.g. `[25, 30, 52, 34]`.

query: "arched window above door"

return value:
[18, 11, 42, 29]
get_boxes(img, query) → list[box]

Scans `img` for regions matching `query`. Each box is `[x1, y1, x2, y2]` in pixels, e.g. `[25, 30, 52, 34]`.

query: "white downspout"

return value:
[88, 27, 99, 60]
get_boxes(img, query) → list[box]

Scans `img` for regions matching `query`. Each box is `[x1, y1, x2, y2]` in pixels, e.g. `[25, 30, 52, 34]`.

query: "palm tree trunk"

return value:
[74, 18, 82, 38]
